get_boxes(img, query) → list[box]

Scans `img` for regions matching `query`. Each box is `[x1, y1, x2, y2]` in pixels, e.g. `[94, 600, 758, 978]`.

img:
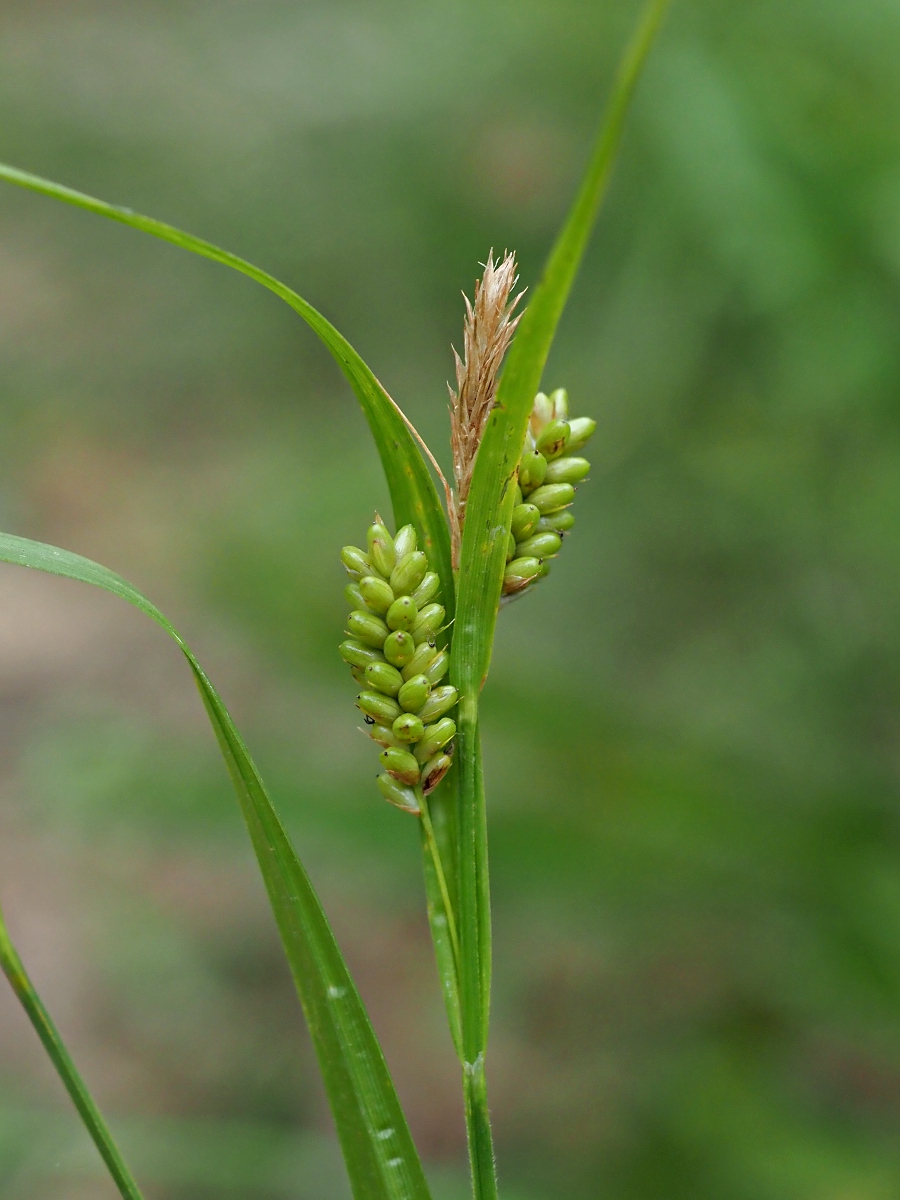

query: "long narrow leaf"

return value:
[0, 910, 145, 1200]
[0, 533, 432, 1200]
[0, 163, 453, 622]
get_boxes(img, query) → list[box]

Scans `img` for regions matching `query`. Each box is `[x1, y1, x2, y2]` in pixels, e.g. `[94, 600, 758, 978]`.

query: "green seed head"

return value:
[399, 674, 431, 713]
[503, 556, 542, 593]
[341, 545, 371, 578]
[376, 772, 420, 814]
[401, 641, 439, 682]
[412, 603, 445, 644]
[386, 595, 418, 632]
[379, 746, 421, 786]
[511, 502, 540, 540]
[566, 417, 597, 453]
[414, 717, 456, 763]
[345, 581, 366, 610]
[544, 456, 590, 485]
[364, 661, 404, 697]
[390, 550, 429, 597]
[393, 712, 425, 743]
[417, 684, 458, 723]
[535, 418, 570, 461]
[424, 647, 450, 685]
[529, 482, 576, 514]
[421, 753, 452, 794]
[516, 531, 562, 559]
[367, 520, 396, 577]
[359, 574, 395, 615]
[410, 571, 440, 608]
[357, 690, 402, 723]
[550, 387, 569, 421]
[339, 639, 385, 669]
[536, 511, 575, 534]
[393, 524, 418, 560]
[346, 610, 389, 648]
[519, 450, 548, 494]
[383, 629, 416, 668]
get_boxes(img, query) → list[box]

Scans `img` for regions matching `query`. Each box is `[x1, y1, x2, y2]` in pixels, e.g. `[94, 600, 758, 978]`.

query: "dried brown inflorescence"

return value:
[448, 252, 523, 566]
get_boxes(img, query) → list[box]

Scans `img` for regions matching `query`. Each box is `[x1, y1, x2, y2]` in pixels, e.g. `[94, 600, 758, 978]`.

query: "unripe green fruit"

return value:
[516, 531, 562, 559]
[536, 511, 575, 534]
[566, 416, 596, 452]
[390, 550, 428, 596]
[550, 387, 569, 421]
[364, 661, 404, 696]
[410, 572, 440, 608]
[401, 641, 440, 682]
[358, 690, 402, 723]
[369, 722, 404, 749]
[359, 575, 394, 615]
[367, 521, 396, 577]
[387, 595, 418, 632]
[379, 746, 421, 786]
[421, 753, 452, 794]
[539, 560, 552, 578]
[393, 524, 417, 560]
[519, 450, 547, 493]
[529, 483, 575, 514]
[384, 629, 416, 668]
[507, 531, 517, 562]
[339, 639, 385, 669]
[393, 712, 425, 743]
[412, 603, 445, 644]
[544, 456, 590, 485]
[424, 648, 450, 685]
[341, 545, 371, 578]
[504, 556, 542, 592]
[417, 685, 458, 723]
[377, 773, 420, 813]
[511, 503, 540, 540]
[347, 610, 389, 648]
[351, 666, 367, 686]
[345, 582, 366, 610]
[514, 484, 524, 506]
[414, 717, 456, 763]
[530, 391, 554, 434]
[399, 674, 431, 713]
[536, 418, 570, 460]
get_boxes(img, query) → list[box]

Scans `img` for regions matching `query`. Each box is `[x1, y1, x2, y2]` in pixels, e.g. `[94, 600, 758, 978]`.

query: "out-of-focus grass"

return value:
[4, 1, 900, 1198]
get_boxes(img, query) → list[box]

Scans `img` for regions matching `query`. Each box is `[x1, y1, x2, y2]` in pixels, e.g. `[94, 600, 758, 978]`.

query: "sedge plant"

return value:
[0, 3, 669, 1197]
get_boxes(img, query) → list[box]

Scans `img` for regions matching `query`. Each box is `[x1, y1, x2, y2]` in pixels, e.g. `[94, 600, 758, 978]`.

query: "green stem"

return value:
[463, 1056, 498, 1200]
[0, 906, 145, 1200]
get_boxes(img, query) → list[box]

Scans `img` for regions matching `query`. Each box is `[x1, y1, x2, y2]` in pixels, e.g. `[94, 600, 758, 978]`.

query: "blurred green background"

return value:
[2, 0, 900, 1196]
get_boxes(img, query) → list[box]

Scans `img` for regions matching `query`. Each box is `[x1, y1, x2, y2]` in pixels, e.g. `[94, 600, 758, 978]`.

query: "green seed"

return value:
[393, 712, 425, 743]
[379, 746, 421, 786]
[412, 603, 445, 644]
[529, 483, 575, 514]
[516, 531, 562, 559]
[387, 595, 418, 632]
[351, 666, 367, 686]
[503, 557, 542, 592]
[345, 581, 366, 610]
[341, 545, 371, 578]
[536, 511, 575, 534]
[393, 524, 417, 560]
[369, 722, 404, 749]
[339, 639, 385, 669]
[414, 717, 456, 763]
[530, 391, 554, 434]
[544, 456, 590, 485]
[364, 661, 404, 696]
[507, 531, 517, 562]
[417, 685, 458, 723]
[399, 674, 431, 713]
[367, 520, 396, 577]
[424, 648, 449, 685]
[358, 690, 402, 723]
[377, 773, 420, 813]
[346, 610, 389, 648]
[549, 387, 569, 420]
[384, 629, 416, 668]
[421, 753, 452, 794]
[359, 575, 394, 615]
[514, 483, 524, 506]
[519, 450, 547, 493]
[390, 550, 428, 596]
[536, 418, 570, 460]
[410, 571, 440, 608]
[401, 641, 439, 682]
[511, 503, 540, 540]
[539, 560, 552, 578]
[566, 416, 596, 453]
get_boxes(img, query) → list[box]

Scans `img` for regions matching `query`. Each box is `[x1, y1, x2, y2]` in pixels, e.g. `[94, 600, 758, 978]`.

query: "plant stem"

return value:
[463, 1055, 498, 1200]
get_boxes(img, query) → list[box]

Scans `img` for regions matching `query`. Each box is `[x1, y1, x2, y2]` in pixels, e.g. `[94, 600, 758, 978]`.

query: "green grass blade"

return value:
[0, 910, 145, 1200]
[0, 162, 453, 621]
[0, 532, 432, 1200]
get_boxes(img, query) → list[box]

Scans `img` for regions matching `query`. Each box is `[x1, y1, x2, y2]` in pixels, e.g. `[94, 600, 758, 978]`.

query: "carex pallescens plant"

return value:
[0, 3, 670, 1198]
